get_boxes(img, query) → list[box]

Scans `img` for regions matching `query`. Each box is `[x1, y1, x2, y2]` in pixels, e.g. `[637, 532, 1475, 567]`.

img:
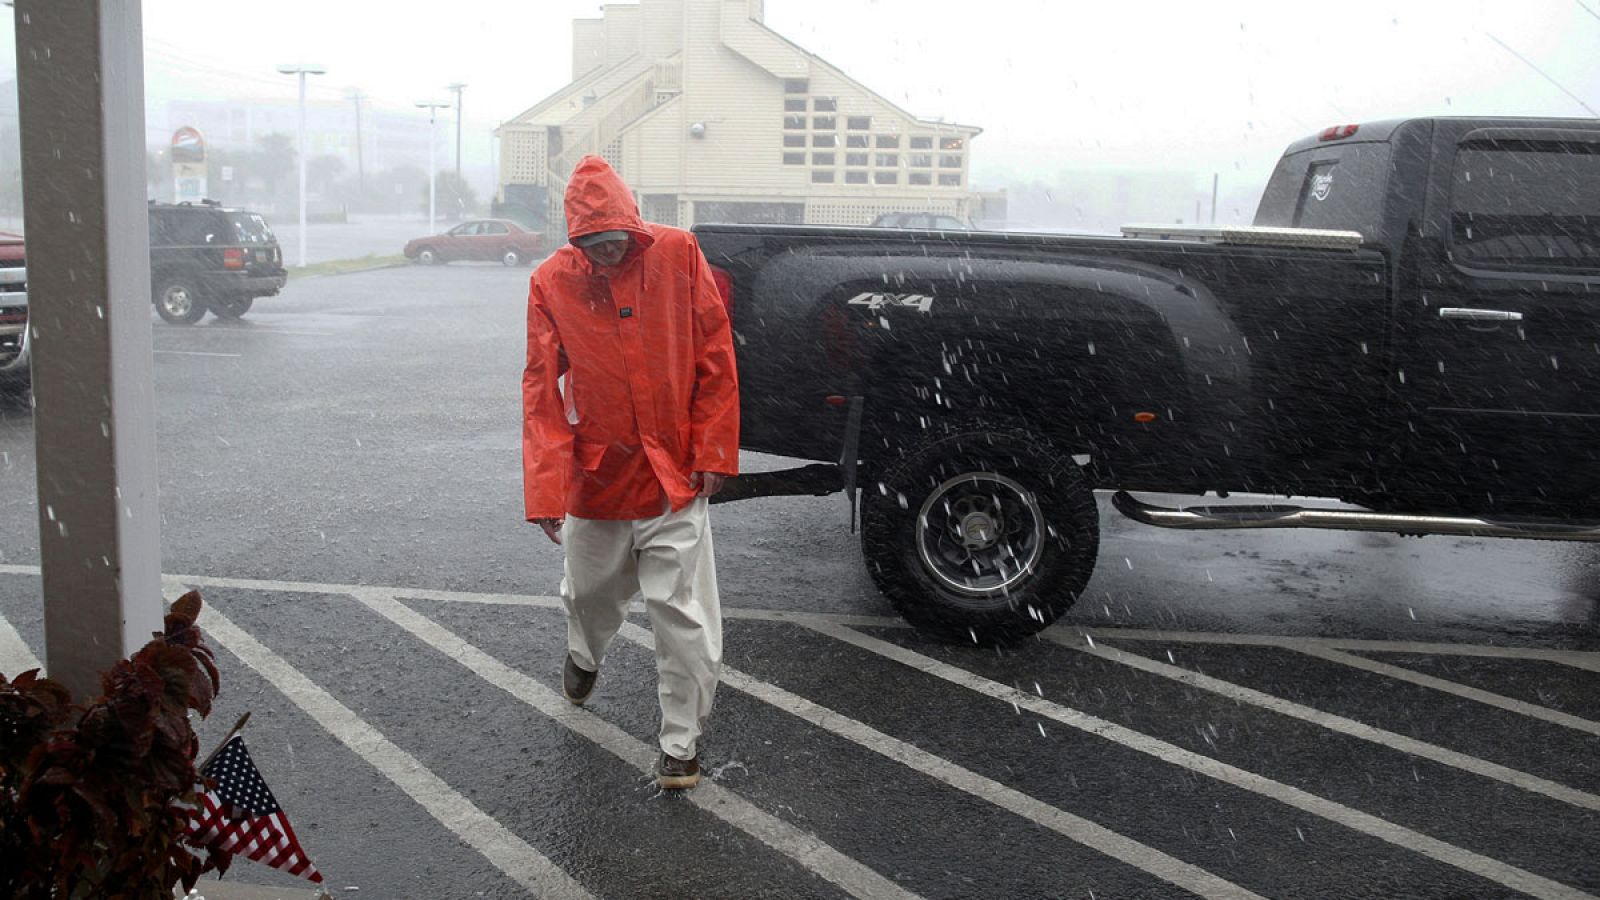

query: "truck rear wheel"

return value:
[154, 275, 207, 325]
[860, 429, 1099, 644]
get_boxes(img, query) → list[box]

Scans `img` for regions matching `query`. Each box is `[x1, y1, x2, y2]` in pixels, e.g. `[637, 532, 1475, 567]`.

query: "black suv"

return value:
[148, 201, 287, 324]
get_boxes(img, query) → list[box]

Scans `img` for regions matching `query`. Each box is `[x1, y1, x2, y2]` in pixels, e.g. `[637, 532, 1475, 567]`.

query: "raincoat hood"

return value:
[564, 155, 654, 255]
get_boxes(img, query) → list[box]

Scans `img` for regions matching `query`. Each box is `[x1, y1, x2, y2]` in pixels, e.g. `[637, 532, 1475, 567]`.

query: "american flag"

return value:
[185, 735, 324, 884]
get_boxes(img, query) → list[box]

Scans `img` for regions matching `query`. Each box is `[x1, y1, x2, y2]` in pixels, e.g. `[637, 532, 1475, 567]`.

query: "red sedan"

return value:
[404, 218, 546, 266]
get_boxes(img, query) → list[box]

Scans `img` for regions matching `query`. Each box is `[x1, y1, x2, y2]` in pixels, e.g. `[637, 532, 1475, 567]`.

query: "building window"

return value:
[783, 152, 805, 165]
[812, 170, 835, 183]
[938, 173, 962, 186]
[783, 135, 806, 148]
[876, 153, 898, 167]
[846, 134, 869, 148]
[875, 171, 899, 185]
[940, 154, 963, 168]
[875, 135, 900, 149]
[784, 98, 807, 112]
[813, 97, 838, 112]
[784, 79, 809, 93]
[813, 134, 837, 148]
[910, 136, 934, 150]
[784, 115, 806, 130]
[813, 152, 836, 166]
[909, 172, 933, 185]
[813, 115, 836, 130]
[845, 170, 868, 184]
[847, 116, 872, 130]
[940, 136, 965, 150]
[846, 152, 869, 166]
[910, 154, 933, 168]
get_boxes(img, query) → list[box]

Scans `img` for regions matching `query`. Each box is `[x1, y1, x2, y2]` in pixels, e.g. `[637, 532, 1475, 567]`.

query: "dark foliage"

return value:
[0, 591, 234, 898]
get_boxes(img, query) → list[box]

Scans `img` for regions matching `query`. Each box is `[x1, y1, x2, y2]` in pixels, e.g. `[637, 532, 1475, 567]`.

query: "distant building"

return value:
[153, 97, 433, 177]
[495, 0, 985, 232]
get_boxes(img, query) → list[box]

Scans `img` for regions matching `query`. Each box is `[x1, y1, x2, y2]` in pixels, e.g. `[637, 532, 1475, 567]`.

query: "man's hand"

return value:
[690, 472, 727, 498]
[532, 517, 564, 544]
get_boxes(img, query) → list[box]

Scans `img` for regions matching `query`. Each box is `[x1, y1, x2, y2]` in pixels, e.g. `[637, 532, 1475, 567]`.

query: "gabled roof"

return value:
[749, 17, 982, 137]
[506, 54, 655, 128]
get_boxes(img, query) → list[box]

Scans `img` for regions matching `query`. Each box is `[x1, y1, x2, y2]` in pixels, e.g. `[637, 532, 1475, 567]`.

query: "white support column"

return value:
[15, 0, 162, 699]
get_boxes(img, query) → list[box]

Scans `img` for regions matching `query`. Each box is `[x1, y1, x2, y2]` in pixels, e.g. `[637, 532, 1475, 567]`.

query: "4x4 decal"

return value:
[847, 291, 935, 313]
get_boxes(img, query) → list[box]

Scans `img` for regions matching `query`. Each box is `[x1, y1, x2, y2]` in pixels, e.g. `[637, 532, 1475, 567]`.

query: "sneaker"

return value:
[562, 654, 597, 705]
[657, 752, 701, 790]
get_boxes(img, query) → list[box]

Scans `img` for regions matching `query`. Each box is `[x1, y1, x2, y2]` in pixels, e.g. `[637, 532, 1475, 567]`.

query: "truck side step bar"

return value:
[710, 463, 842, 504]
[1110, 491, 1600, 543]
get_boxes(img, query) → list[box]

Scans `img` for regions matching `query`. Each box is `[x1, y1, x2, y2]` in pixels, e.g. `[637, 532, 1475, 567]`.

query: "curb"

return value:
[285, 256, 410, 280]
[178, 883, 331, 900]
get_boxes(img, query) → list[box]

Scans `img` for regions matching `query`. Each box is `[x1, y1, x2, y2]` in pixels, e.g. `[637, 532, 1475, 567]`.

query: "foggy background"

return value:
[0, 0, 1596, 233]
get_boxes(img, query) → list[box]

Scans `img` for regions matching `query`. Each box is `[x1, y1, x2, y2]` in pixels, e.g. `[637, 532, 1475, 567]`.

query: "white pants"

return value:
[560, 498, 721, 760]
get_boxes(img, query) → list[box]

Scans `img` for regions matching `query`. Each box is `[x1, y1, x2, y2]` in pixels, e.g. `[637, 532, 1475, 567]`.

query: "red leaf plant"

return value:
[0, 591, 236, 898]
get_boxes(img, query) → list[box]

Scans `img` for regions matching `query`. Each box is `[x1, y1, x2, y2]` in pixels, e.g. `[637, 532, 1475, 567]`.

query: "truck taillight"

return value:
[1319, 124, 1360, 141]
[223, 247, 246, 270]
[710, 265, 734, 319]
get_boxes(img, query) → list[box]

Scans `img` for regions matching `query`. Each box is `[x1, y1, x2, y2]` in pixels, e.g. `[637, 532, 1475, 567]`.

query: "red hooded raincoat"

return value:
[522, 156, 740, 521]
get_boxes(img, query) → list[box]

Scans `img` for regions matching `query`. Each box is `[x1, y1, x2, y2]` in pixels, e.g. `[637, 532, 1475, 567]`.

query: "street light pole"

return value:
[447, 83, 466, 179]
[416, 100, 450, 236]
[277, 63, 326, 268]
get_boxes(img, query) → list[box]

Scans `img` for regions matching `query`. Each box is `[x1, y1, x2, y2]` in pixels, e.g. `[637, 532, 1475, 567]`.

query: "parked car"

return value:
[403, 219, 545, 266]
[0, 231, 26, 385]
[869, 212, 974, 230]
[696, 115, 1600, 644]
[148, 201, 287, 325]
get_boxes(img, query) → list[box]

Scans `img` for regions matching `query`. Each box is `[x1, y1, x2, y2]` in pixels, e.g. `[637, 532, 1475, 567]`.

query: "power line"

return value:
[1578, 0, 1600, 24]
[1485, 32, 1599, 117]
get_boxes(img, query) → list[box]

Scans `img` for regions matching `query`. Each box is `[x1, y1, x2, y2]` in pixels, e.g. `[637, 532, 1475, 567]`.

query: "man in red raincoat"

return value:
[522, 156, 739, 790]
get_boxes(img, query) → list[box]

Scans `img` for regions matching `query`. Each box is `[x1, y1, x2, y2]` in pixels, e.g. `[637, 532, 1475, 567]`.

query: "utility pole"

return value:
[350, 89, 366, 196]
[1211, 173, 1219, 225]
[447, 82, 467, 179]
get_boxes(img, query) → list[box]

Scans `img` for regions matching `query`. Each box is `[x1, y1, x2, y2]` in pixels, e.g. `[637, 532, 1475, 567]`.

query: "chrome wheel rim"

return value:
[161, 286, 193, 317]
[916, 472, 1045, 596]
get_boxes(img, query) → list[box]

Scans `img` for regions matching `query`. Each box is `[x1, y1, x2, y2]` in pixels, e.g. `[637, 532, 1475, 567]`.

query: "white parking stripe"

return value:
[614, 621, 1265, 900]
[153, 350, 243, 358]
[353, 590, 923, 900]
[815, 623, 1594, 900]
[0, 611, 43, 676]
[176, 586, 597, 900]
[1068, 626, 1600, 672]
[1293, 644, 1600, 737]
[5, 566, 1588, 668]
[1048, 633, 1600, 811]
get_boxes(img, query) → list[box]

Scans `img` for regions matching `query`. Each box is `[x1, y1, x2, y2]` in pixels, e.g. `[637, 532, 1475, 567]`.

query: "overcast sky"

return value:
[6, 0, 1599, 190]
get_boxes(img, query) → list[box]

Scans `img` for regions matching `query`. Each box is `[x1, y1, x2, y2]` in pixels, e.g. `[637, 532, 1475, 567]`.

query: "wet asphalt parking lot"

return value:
[1, 262, 1598, 899]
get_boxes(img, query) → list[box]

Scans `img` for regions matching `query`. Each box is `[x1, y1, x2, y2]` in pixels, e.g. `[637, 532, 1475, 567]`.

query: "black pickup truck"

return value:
[694, 116, 1600, 643]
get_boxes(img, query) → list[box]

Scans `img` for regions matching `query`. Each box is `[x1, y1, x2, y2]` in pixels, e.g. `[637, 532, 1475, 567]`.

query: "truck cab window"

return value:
[1256, 143, 1391, 241]
[1449, 142, 1600, 272]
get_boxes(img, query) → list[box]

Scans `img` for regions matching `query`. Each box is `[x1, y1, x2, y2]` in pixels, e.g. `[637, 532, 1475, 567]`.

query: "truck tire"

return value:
[154, 275, 207, 325]
[860, 429, 1099, 644]
[210, 296, 253, 319]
